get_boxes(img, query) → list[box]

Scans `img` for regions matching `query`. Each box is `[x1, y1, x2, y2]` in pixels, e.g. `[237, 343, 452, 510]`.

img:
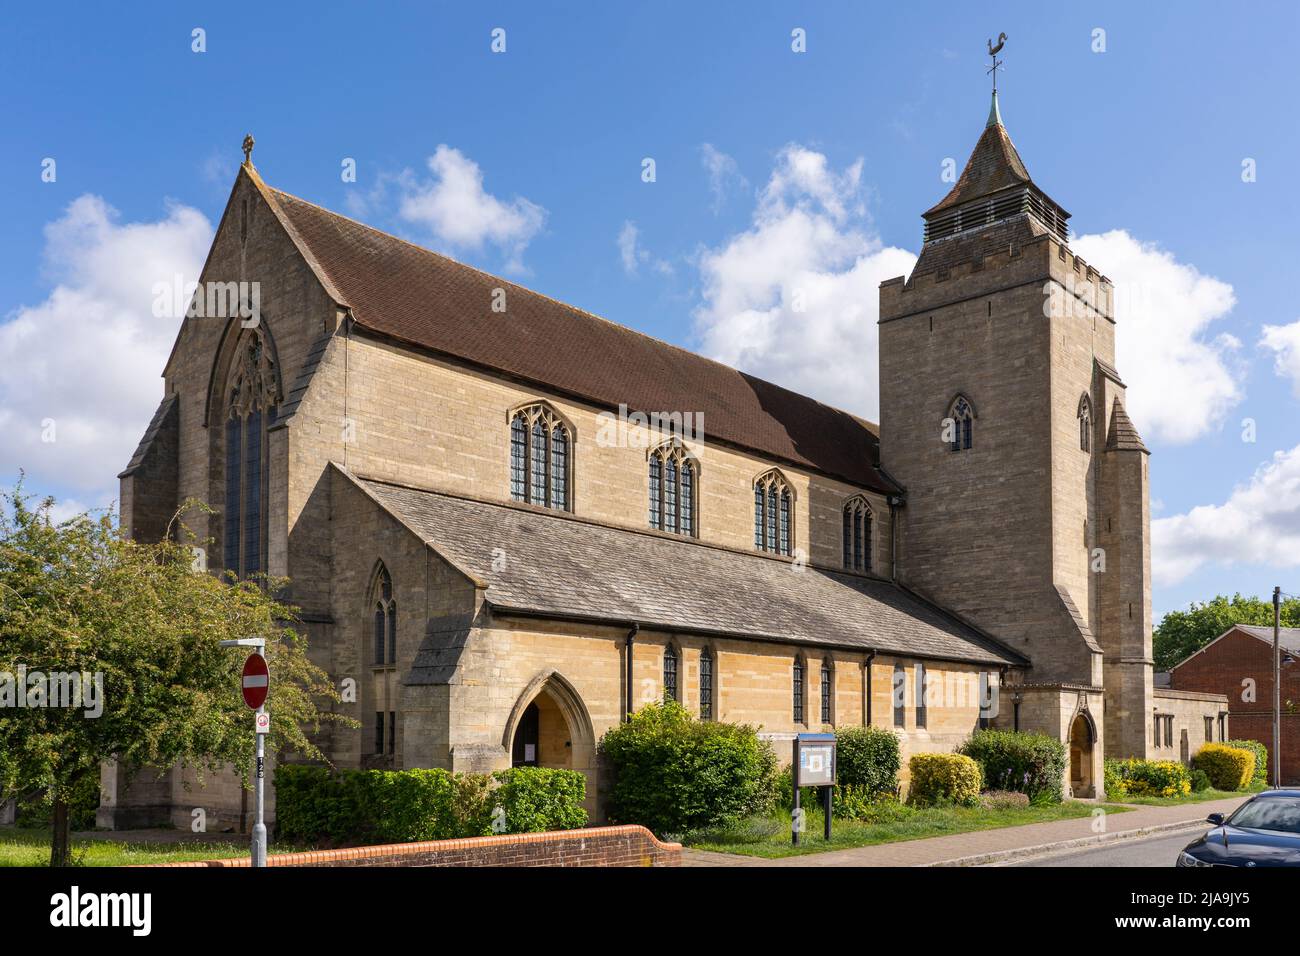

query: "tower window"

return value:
[947, 395, 974, 452]
[842, 496, 873, 572]
[509, 404, 573, 511]
[754, 469, 793, 556]
[1078, 394, 1092, 453]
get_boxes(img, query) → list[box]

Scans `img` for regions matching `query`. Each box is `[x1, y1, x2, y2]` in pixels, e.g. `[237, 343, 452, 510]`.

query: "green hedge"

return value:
[1192, 744, 1254, 791]
[1225, 739, 1268, 788]
[1104, 758, 1191, 798]
[599, 699, 778, 835]
[957, 729, 1067, 802]
[274, 765, 586, 846]
[907, 753, 982, 807]
[835, 726, 902, 797]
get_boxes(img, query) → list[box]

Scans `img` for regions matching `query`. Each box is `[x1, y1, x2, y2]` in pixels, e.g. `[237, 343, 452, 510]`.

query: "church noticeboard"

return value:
[793, 733, 836, 788]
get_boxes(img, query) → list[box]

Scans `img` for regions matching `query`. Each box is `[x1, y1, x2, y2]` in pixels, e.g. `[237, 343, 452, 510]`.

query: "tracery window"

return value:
[947, 395, 974, 452]
[509, 404, 572, 511]
[842, 496, 873, 572]
[223, 330, 279, 577]
[648, 441, 698, 536]
[372, 563, 396, 666]
[753, 470, 793, 556]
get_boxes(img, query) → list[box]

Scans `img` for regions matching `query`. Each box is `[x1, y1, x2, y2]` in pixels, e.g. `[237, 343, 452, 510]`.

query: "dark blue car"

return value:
[1177, 789, 1300, 867]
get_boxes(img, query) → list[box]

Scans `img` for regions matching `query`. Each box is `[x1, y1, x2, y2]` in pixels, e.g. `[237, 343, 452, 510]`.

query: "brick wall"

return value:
[145, 825, 680, 868]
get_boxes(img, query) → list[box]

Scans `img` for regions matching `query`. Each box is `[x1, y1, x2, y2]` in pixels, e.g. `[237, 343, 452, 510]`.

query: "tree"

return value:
[0, 485, 349, 866]
[1154, 593, 1300, 672]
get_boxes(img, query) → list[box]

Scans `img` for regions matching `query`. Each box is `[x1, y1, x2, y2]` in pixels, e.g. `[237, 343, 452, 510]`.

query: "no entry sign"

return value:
[241, 653, 269, 709]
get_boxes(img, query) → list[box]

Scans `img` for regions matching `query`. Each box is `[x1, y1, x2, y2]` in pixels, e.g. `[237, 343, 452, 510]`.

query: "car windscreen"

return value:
[1226, 797, 1300, 834]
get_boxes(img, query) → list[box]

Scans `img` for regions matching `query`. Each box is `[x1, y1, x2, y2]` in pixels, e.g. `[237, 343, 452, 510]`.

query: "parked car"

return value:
[1177, 790, 1300, 867]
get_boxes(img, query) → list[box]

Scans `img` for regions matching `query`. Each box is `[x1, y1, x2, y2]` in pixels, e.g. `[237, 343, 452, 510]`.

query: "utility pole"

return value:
[1274, 587, 1282, 789]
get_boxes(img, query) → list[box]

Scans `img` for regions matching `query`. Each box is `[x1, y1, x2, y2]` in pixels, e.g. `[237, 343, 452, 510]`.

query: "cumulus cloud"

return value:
[1261, 319, 1300, 398]
[616, 221, 672, 278]
[394, 145, 545, 273]
[1071, 230, 1241, 444]
[693, 145, 915, 420]
[1153, 445, 1300, 585]
[0, 195, 212, 499]
[700, 143, 747, 213]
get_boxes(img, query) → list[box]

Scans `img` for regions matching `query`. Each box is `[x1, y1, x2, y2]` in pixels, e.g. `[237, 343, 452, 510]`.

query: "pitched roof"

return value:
[924, 109, 1033, 217]
[245, 169, 896, 493]
[1235, 625, 1300, 655]
[1106, 399, 1148, 453]
[348, 470, 1025, 668]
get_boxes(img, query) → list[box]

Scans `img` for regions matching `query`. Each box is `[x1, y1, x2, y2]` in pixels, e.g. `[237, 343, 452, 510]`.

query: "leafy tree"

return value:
[1154, 593, 1300, 672]
[0, 485, 349, 866]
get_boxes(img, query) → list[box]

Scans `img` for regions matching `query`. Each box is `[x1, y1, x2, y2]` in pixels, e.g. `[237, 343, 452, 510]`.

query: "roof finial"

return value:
[242, 133, 255, 167]
[986, 33, 1007, 127]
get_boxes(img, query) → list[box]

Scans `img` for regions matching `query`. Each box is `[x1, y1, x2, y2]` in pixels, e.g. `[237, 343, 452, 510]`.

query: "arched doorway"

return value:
[1069, 712, 1096, 798]
[503, 671, 597, 813]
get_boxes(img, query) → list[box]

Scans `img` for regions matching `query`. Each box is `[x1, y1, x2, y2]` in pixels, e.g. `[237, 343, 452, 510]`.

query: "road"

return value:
[1005, 828, 1207, 867]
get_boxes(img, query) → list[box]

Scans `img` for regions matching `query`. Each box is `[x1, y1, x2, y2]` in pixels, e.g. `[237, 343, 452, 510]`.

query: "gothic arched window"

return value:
[947, 395, 974, 452]
[372, 564, 396, 666]
[508, 404, 572, 511]
[1078, 394, 1092, 453]
[649, 441, 698, 536]
[842, 496, 873, 572]
[754, 469, 793, 556]
[223, 330, 279, 577]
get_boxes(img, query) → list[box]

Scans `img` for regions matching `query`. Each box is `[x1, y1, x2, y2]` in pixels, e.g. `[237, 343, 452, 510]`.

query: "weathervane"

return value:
[242, 133, 255, 166]
[987, 32, 1007, 93]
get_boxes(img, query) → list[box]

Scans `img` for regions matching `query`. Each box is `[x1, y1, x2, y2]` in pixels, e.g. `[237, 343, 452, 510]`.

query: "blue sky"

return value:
[3, 1, 1299, 618]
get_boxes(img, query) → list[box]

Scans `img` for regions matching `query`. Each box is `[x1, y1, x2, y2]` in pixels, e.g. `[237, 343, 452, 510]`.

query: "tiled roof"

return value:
[118, 395, 177, 478]
[1105, 399, 1148, 453]
[924, 120, 1032, 217]
[248, 170, 896, 493]
[350, 470, 1026, 667]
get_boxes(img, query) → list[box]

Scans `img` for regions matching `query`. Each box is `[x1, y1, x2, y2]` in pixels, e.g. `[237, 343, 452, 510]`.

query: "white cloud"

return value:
[1153, 445, 1300, 585]
[1261, 319, 1300, 398]
[617, 221, 672, 278]
[1072, 230, 1241, 444]
[395, 145, 545, 273]
[700, 144, 748, 213]
[0, 195, 212, 499]
[693, 145, 914, 420]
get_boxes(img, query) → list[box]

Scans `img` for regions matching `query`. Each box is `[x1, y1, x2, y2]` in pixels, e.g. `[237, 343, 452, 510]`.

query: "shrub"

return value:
[1190, 769, 1212, 793]
[907, 753, 982, 807]
[1192, 744, 1255, 792]
[835, 726, 902, 797]
[979, 789, 1031, 810]
[1105, 758, 1191, 798]
[958, 729, 1067, 802]
[599, 699, 778, 835]
[1225, 739, 1268, 788]
[273, 764, 587, 846]
[15, 774, 101, 832]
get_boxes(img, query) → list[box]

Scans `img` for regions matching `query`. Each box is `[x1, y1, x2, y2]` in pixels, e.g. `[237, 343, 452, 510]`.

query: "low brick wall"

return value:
[149, 825, 681, 867]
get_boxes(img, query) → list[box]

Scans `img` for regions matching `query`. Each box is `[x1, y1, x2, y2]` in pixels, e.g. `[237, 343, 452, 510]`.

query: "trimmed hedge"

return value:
[907, 753, 982, 807]
[1225, 739, 1268, 788]
[835, 726, 902, 797]
[1192, 744, 1255, 792]
[599, 699, 778, 835]
[1104, 758, 1191, 798]
[957, 729, 1067, 802]
[273, 765, 586, 846]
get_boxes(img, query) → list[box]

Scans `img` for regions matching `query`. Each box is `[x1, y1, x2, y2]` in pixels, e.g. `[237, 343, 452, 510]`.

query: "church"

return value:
[100, 89, 1228, 828]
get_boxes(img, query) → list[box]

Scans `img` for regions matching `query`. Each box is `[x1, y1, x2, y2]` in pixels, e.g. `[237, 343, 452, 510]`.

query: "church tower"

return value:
[878, 86, 1155, 787]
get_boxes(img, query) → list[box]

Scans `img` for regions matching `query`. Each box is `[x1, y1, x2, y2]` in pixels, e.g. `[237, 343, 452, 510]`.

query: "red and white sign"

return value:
[241, 653, 269, 709]
[255, 712, 270, 735]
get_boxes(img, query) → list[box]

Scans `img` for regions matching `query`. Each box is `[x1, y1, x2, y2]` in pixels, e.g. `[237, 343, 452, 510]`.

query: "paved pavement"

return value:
[1007, 829, 1196, 867]
[681, 796, 1249, 867]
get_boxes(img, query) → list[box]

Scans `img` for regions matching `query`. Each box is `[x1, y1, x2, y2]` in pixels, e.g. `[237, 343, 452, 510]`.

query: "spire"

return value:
[987, 89, 1002, 128]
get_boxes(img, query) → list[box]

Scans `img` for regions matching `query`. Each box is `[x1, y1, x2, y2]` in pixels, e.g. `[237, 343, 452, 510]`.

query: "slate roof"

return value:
[118, 394, 177, 478]
[247, 170, 896, 494]
[349, 471, 1025, 667]
[1235, 625, 1300, 655]
[1105, 399, 1148, 453]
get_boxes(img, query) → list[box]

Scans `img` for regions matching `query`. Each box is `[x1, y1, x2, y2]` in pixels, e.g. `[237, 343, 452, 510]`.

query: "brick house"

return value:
[99, 88, 1225, 829]
[1170, 625, 1300, 784]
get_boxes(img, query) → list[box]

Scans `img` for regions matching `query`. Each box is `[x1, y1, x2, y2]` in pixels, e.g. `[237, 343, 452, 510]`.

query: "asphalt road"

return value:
[1008, 828, 1207, 867]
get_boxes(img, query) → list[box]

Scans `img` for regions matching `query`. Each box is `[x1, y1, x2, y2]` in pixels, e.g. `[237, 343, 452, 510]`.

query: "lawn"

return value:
[1113, 785, 1265, 808]
[0, 828, 282, 867]
[680, 800, 1134, 859]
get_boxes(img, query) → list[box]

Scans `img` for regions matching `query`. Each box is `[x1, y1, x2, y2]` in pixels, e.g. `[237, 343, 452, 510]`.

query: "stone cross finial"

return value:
[242, 133, 255, 166]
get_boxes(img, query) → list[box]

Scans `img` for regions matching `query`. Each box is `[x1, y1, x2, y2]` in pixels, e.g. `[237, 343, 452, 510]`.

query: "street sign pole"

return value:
[220, 636, 268, 868]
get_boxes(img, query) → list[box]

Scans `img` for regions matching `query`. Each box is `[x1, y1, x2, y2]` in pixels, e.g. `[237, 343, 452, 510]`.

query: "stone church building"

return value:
[101, 92, 1226, 828]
